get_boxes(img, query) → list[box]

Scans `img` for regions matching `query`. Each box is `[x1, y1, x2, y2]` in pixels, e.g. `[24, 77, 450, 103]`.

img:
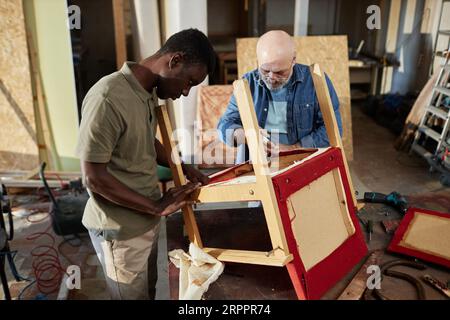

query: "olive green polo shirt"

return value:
[76, 62, 161, 241]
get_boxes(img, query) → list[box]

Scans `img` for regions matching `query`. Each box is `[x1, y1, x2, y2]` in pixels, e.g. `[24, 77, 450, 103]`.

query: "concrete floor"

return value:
[350, 103, 445, 196]
[1, 102, 448, 300]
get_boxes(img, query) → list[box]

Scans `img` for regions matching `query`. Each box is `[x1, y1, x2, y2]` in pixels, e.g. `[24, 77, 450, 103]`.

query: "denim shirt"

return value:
[217, 63, 343, 152]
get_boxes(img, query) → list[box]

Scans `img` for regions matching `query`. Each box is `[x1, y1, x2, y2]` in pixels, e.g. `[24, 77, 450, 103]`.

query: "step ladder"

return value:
[411, 49, 450, 175]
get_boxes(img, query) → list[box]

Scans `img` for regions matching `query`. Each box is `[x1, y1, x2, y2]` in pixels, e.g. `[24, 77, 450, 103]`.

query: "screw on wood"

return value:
[265, 246, 282, 257]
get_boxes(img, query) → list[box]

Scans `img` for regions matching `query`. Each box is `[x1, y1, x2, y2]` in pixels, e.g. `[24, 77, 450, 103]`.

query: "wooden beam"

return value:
[332, 169, 356, 235]
[40, 171, 82, 178]
[17, 166, 41, 181]
[381, 0, 401, 93]
[403, 0, 417, 34]
[233, 79, 290, 258]
[337, 250, 383, 300]
[193, 183, 259, 203]
[156, 105, 203, 247]
[1, 179, 68, 188]
[0, 170, 81, 180]
[310, 64, 358, 209]
[25, 25, 59, 170]
[385, 0, 402, 53]
[112, 0, 127, 69]
[203, 247, 293, 267]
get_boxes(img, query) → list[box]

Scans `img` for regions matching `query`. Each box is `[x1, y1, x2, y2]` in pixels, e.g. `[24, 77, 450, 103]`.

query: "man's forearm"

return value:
[155, 139, 170, 167]
[280, 142, 301, 149]
[300, 126, 331, 148]
[86, 170, 161, 216]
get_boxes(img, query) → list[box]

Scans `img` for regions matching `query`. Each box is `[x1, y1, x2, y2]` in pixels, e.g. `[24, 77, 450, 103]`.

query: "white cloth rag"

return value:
[168, 243, 224, 300]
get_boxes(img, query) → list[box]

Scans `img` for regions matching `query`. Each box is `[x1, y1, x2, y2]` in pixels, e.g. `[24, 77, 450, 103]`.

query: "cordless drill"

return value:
[363, 191, 408, 214]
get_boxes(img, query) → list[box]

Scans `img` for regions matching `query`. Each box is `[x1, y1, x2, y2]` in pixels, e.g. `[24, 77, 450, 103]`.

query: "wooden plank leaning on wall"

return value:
[112, 0, 127, 69]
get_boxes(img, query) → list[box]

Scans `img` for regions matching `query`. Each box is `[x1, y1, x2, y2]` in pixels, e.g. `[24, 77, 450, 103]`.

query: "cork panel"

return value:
[196, 85, 235, 167]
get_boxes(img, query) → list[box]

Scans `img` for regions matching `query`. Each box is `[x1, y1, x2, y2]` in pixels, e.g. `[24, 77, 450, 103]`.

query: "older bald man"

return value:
[217, 30, 342, 163]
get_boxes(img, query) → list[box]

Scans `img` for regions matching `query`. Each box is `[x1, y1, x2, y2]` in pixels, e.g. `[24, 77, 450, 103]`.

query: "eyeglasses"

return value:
[258, 67, 291, 80]
[258, 60, 294, 80]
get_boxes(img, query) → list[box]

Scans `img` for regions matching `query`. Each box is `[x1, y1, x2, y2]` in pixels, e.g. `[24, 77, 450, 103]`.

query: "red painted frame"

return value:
[204, 147, 367, 299]
[388, 207, 450, 269]
[271, 147, 367, 299]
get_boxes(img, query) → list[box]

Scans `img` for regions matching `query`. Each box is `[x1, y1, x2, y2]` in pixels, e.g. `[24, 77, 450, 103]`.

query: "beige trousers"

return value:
[89, 224, 160, 300]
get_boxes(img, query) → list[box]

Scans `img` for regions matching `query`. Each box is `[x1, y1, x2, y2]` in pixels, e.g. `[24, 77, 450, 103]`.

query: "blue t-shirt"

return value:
[264, 79, 293, 145]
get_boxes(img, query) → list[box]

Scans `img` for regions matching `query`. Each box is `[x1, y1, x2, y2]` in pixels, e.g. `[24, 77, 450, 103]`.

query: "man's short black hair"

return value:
[158, 28, 216, 75]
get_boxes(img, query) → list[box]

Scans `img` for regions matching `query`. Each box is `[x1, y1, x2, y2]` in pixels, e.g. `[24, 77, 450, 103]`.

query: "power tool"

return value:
[363, 191, 408, 214]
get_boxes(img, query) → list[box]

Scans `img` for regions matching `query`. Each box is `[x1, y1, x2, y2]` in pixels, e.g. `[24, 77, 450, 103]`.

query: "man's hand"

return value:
[233, 127, 246, 147]
[234, 128, 279, 155]
[157, 182, 200, 216]
[277, 142, 302, 152]
[182, 163, 209, 185]
[262, 134, 279, 156]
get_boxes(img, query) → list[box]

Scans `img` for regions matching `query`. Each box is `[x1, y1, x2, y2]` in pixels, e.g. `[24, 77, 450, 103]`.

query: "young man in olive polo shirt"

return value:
[76, 29, 215, 300]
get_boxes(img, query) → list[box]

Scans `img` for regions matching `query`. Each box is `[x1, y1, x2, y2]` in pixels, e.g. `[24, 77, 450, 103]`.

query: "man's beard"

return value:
[261, 72, 292, 92]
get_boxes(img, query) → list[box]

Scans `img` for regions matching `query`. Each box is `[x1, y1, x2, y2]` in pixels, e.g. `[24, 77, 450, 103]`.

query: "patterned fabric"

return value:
[196, 85, 235, 167]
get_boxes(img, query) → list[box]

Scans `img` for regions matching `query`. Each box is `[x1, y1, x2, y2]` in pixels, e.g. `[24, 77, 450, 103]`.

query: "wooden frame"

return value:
[156, 64, 364, 299]
[388, 207, 450, 269]
[156, 105, 202, 247]
[272, 146, 367, 299]
[156, 80, 292, 266]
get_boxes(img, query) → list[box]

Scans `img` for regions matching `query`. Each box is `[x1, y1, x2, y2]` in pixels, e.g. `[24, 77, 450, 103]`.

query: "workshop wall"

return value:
[23, 0, 80, 171]
[207, 0, 246, 38]
[68, 0, 117, 95]
[130, 0, 161, 62]
[295, 0, 448, 97]
[335, 0, 383, 54]
[382, 0, 450, 94]
[385, 0, 449, 95]
[307, 0, 337, 35]
[266, 0, 296, 34]
[391, 0, 427, 95]
[162, 0, 208, 162]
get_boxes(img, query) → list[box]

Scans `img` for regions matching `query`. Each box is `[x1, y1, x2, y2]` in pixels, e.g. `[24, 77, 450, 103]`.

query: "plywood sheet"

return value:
[236, 36, 353, 160]
[400, 212, 450, 260]
[0, 0, 38, 170]
[286, 169, 355, 271]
